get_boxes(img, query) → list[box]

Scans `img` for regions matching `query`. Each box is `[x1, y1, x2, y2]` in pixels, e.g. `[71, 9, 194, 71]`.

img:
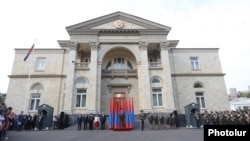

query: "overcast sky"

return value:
[0, 0, 249, 93]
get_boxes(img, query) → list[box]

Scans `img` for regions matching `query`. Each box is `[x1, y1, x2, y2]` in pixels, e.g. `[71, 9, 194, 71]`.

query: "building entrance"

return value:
[108, 93, 135, 131]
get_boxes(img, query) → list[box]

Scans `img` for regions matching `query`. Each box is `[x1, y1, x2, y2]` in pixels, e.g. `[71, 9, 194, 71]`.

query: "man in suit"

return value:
[82, 113, 88, 130]
[77, 114, 82, 130]
[100, 112, 106, 130]
[88, 114, 94, 130]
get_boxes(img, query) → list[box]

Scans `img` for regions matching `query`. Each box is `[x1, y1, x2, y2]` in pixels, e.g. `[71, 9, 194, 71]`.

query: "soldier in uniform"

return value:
[172, 112, 177, 129]
[159, 113, 165, 129]
[202, 112, 209, 125]
[194, 111, 200, 128]
[139, 110, 145, 131]
[165, 114, 170, 129]
[148, 112, 154, 130]
[153, 113, 159, 129]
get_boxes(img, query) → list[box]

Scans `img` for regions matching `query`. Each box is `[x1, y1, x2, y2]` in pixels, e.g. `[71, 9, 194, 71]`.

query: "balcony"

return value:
[102, 69, 137, 78]
[149, 62, 161, 68]
[75, 62, 89, 70]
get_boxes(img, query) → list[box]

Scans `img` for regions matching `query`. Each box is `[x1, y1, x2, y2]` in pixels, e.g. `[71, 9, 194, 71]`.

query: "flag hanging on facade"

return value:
[24, 43, 35, 61]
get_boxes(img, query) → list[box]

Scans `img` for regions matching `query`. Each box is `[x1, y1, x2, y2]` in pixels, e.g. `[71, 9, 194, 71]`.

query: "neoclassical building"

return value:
[6, 12, 230, 116]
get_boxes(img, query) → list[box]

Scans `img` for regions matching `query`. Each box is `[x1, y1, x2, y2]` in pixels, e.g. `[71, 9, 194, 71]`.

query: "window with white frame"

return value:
[29, 93, 40, 111]
[152, 88, 163, 107]
[190, 57, 200, 70]
[106, 58, 133, 70]
[114, 57, 125, 69]
[76, 89, 86, 108]
[36, 57, 46, 71]
[196, 92, 206, 108]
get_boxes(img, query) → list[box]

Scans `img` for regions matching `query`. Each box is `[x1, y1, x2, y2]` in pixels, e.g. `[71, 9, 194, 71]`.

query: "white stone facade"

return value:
[5, 12, 230, 116]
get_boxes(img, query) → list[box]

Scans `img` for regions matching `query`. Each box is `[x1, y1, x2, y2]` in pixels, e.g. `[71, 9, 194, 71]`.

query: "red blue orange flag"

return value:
[24, 43, 35, 61]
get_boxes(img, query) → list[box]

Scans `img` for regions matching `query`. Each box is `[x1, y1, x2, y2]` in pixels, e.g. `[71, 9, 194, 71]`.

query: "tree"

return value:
[0, 96, 3, 103]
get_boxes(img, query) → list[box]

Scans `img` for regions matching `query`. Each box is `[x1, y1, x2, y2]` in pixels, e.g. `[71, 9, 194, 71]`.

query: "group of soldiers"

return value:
[144, 112, 178, 130]
[202, 109, 250, 125]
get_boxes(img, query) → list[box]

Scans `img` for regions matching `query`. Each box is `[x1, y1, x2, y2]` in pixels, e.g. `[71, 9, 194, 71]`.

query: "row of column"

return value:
[63, 41, 176, 114]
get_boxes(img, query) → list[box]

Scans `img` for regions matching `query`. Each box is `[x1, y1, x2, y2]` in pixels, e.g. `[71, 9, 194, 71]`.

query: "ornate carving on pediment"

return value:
[89, 42, 99, 50]
[68, 42, 79, 50]
[160, 41, 169, 50]
[139, 41, 148, 50]
[113, 20, 124, 29]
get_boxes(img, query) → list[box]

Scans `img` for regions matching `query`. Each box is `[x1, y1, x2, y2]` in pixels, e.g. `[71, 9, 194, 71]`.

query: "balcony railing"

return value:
[75, 62, 89, 69]
[149, 62, 161, 68]
[102, 69, 137, 77]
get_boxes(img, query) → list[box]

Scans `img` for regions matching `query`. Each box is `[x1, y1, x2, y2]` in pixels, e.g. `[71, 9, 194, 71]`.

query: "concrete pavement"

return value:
[7, 127, 203, 141]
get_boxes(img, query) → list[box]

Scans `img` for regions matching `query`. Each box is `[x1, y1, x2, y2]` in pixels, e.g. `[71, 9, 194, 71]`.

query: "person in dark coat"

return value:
[82, 113, 88, 130]
[77, 114, 82, 130]
[88, 114, 94, 130]
[100, 112, 106, 130]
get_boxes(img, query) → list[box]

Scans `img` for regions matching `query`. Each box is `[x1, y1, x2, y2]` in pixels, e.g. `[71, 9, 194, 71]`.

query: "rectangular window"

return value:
[152, 88, 163, 107]
[29, 93, 40, 111]
[76, 89, 86, 108]
[190, 57, 200, 70]
[36, 57, 46, 71]
[195, 92, 206, 108]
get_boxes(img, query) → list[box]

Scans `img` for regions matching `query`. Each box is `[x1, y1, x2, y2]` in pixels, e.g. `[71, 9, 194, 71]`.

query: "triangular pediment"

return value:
[66, 11, 171, 32]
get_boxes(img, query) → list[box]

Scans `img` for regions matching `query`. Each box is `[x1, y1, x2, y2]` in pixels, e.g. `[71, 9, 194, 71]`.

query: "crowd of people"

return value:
[76, 112, 106, 130]
[1, 102, 249, 140]
[0, 102, 14, 140]
[202, 109, 250, 125]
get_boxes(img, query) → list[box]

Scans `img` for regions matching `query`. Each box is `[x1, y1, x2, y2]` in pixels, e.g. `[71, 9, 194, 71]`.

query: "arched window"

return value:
[75, 78, 87, 108]
[150, 77, 163, 107]
[127, 61, 133, 69]
[194, 82, 203, 88]
[106, 61, 112, 69]
[105, 58, 133, 70]
[30, 83, 43, 111]
[77, 78, 87, 85]
[31, 83, 43, 90]
[114, 57, 125, 69]
[152, 78, 161, 83]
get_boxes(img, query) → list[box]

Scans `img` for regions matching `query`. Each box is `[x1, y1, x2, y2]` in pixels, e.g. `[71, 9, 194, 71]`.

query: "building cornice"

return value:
[8, 74, 67, 78]
[171, 73, 226, 77]
[15, 48, 65, 54]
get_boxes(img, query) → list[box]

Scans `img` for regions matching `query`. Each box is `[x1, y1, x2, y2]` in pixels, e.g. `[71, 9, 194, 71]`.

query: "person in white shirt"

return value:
[94, 114, 100, 129]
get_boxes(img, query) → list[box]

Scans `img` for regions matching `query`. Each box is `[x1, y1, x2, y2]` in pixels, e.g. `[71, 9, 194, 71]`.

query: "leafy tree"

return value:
[0, 96, 3, 103]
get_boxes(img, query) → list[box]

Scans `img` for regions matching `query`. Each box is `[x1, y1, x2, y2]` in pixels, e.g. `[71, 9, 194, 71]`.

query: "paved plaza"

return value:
[8, 127, 203, 141]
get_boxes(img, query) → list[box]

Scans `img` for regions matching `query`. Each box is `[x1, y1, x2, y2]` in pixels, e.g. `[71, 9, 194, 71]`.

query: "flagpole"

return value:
[24, 40, 36, 113]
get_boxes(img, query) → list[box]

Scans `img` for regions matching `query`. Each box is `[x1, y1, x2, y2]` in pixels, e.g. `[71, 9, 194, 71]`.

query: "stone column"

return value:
[160, 41, 176, 112]
[96, 61, 102, 113]
[87, 42, 99, 113]
[63, 42, 79, 114]
[137, 42, 152, 112]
